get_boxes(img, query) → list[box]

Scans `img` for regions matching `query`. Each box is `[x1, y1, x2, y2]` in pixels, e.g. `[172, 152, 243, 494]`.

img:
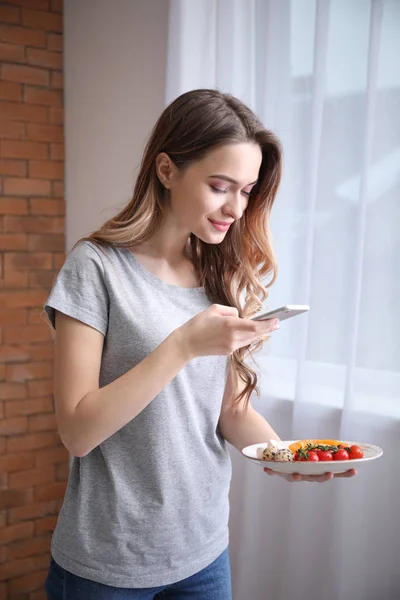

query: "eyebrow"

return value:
[209, 174, 258, 186]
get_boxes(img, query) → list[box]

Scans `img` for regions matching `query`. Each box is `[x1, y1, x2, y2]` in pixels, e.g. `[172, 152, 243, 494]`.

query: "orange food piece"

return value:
[288, 439, 350, 453]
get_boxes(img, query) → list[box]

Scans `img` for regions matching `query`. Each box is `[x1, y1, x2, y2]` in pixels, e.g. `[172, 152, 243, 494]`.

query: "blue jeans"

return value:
[44, 549, 232, 600]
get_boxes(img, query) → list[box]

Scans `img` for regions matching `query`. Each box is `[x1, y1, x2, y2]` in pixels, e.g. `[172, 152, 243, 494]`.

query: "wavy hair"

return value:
[81, 89, 282, 408]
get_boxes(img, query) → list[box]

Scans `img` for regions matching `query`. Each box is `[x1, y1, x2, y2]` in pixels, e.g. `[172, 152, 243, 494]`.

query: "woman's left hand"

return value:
[263, 467, 357, 482]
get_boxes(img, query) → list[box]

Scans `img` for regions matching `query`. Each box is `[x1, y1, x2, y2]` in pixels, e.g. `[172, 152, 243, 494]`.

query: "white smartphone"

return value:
[251, 304, 310, 322]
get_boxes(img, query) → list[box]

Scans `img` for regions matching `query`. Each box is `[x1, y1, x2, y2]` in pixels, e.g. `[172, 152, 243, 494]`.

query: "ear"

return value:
[155, 153, 178, 189]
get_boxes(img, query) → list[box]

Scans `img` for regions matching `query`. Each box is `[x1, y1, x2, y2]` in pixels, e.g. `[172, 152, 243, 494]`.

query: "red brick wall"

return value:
[0, 1, 69, 598]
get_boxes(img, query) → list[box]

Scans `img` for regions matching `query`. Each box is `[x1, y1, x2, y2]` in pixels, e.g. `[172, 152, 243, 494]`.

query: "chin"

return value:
[194, 231, 226, 245]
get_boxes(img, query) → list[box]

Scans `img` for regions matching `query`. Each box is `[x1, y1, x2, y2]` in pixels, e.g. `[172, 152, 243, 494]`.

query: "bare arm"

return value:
[218, 361, 281, 452]
[54, 311, 189, 457]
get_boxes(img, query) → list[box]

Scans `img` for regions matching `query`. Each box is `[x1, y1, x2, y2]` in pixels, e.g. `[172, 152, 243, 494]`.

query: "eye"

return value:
[210, 185, 228, 194]
[241, 191, 251, 197]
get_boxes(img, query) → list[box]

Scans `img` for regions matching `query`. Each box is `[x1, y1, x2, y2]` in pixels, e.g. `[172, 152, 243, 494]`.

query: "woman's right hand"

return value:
[175, 303, 280, 360]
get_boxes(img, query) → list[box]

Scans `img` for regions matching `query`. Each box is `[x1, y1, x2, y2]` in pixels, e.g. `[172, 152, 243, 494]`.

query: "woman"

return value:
[44, 89, 355, 600]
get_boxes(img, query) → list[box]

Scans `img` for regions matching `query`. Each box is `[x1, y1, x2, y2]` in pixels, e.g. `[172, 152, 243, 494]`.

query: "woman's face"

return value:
[158, 142, 262, 243]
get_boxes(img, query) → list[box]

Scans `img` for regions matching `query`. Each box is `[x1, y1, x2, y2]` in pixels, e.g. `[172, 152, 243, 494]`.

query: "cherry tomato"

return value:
[338, 444, 348, 449]
[348, 445, 364, 459]
[334, 449, 349, 461]
[317, 450, 333, 461]
[307, 451, 319, 462]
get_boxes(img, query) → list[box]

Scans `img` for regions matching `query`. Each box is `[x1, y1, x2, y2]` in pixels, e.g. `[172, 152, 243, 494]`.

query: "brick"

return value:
[0, 5, 21, 24]
[29, 345, 54, 361]
[0, 552, 49, 582]
[0, 309, 27, 326]
[0, 521, 33, 545]
[0, 490, 33, 510]
[9, 465, 54, 490]
[22, 8, 62, 32]
[0, 452, 34, 473]
[7, 0, 50, 10]
[7, 567, 48, 595]
[4, 252, 52, 269]
[51, 0, 63, 13]
[52, 180, 63, 197]
[26, 122, 62, 143]
[0, 41, 25, 63]
[24, 85, 62, 107]
[27, 234, 64, 252]
[28, 412, 56, 432]
[4, 326, 51, 345]
[0, 345, 30, 363]
[5, 397, 53, 418]
[29, 198, 64, 215]
[29, 270, 56, 288]
[29, 160, 63, 180]
[6, 432, 59, 453]
[49, 142, 63, 160]
[52, 253, 64, 269]
[47, 32, 62, 52]
[0, 367, 4, 382]
[0, 383, 26, 400]
[0, 198, 28, 215]
[0, 267, 28, 289]
[1, 139, 48, 159]
[27, 47, 62, 70]
[34, 481, 66, 502]
[50, 69, 62, 89]
[0, 159, 26, 177]
[0, 80, 22, 101]
[0, 234, 27, 250]
[0, 473, 7, 491]
[5, 360, 52, 380]
[0, 289, 47, 309]
[0, 25, 46, 48]
[28, 307, 46, 324]
[4, 215, 64, 233]
[55, 461, 69, 481]
[0, 101, 47, 123]
[0, 512, 6, 527]
[0, 416, 27, 435]
[31, 588, 49, 600]
[8, 502, 54, 525]
[0, 439, 5, 454]
[0, 119, 25, 139]
[34, 515, 57, 535]
[0, 226, 25, 250]
[49, 106, 63, 124]
[27, 379, 52, 397]
[35, 445, 68, 467]
[7, 534, 52, 559]
[3, 178, 51, 196]
[1, 63, 49, 86]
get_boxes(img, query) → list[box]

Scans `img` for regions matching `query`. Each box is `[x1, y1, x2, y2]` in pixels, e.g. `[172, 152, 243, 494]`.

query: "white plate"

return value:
[241, 440, 383, 475]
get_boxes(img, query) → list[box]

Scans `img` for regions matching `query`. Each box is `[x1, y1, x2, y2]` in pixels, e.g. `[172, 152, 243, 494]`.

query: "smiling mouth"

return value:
[208, 219, 232, 231]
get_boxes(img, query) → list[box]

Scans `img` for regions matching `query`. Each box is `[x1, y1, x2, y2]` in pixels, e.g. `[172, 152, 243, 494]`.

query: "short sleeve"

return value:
[44, 241, 109, 335]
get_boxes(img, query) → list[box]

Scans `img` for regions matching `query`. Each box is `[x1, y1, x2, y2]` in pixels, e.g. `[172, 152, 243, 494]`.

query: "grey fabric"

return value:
[44, 242, 231, 588]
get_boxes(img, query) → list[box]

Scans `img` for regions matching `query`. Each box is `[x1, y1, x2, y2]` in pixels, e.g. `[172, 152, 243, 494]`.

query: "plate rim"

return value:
[241, 440, 383, 469]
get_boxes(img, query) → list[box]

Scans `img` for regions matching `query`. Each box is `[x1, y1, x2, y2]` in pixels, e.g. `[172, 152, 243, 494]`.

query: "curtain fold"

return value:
[166, 1, 400, 598]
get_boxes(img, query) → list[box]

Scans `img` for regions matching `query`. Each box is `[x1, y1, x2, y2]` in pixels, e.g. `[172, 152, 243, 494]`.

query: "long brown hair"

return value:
[82, 89, 282, 408]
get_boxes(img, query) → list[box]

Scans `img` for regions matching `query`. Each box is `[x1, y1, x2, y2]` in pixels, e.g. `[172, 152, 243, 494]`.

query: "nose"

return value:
[223, 191, 246, 221]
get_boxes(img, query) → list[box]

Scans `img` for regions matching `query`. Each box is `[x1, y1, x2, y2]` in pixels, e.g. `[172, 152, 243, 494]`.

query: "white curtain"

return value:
[166, 1, 400, 599]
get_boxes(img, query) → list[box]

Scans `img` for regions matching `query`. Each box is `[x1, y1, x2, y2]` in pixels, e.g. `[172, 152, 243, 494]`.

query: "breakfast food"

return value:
[274, 449, 295, 462]
[258, 439, 364, 462]
[288, 440, 364, 462]
[257, 439, 280, 461]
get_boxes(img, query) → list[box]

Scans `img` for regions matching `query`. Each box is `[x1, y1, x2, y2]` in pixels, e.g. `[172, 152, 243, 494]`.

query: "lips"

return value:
[209, 219, 232, 232]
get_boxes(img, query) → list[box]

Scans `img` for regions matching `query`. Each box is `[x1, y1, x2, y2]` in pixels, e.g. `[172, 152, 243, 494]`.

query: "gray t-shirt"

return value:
[44, 241, 231, 588]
